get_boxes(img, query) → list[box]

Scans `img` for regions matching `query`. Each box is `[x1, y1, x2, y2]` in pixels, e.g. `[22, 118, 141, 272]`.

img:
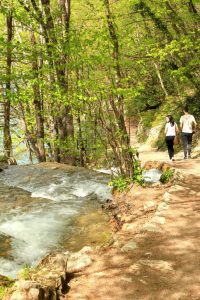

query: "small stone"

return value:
[122, 223, 137, 232]
[121, 277, 133, 283]
[139, 259, 174, 273]
[139, 279, 148, 285]
[169, 185, 185, 193]
[189, 190, 196, 195]
[162, 192, 171, 203]
[79, 246, 93, 254]
[121, 215, 134, 223]
[157, 202, 169, 211]
[143, 200, 156, 212]
[121, 241, 138, 252]
[142, 223, 162, 233]
[67, 253, 92, 272]
[151, 216, 166, 225]
[129, 263, 141, 273]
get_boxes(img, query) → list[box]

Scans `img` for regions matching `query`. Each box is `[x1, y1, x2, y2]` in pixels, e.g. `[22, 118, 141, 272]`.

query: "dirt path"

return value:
[64, 152, 200, 300]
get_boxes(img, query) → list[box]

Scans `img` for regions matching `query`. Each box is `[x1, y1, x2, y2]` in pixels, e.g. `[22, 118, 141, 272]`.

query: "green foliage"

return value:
[0, 0, 200, 169]
[0, 277, 14, 298]
[18, 264, 32, 280]
[0, 286, 8, 298]
[109, 159, 143, 192]
[109, 176, 130, 192]
[185, 91, 200, 119]
[160, 169, 174, 184]
[132, 160, 143, 185]
[0, 155, 7, 162]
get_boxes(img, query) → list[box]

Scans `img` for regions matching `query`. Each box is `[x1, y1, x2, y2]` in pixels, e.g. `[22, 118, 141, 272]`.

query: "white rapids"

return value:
[0, 165, 112, 277]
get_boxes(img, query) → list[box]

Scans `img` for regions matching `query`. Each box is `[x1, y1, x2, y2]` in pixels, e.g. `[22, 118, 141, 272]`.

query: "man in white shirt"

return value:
[180, 106, 197, 159]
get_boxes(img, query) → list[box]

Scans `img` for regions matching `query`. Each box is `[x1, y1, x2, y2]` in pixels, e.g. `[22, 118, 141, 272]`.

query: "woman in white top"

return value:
[165, 115, 179, 161]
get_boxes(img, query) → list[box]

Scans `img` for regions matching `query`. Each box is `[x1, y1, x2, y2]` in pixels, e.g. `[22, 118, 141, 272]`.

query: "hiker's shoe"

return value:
[184, 156, 187, 160]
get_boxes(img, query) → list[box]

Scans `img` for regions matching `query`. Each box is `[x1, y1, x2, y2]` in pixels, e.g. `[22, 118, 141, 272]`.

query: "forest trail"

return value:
[65, 152, 200, 300]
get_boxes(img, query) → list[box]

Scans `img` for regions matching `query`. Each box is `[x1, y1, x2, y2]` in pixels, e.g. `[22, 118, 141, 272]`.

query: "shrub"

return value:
[0, 278, 14, 299]
[109, 176, 130, 192]
[160, 169, 174, 183]
[0, 155, 7, 163]
[109, 159, 143, 192]
[18, 264, 32, 280]
[0, 286, 8, 298]
[132, 160, 143, 185]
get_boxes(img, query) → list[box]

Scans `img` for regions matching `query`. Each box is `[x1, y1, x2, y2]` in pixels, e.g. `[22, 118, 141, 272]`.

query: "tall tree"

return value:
[3, 11, 13, 158]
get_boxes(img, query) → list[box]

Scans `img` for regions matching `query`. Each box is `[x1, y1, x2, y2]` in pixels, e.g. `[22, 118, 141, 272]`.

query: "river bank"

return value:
[64, 158, 200, 300]
[1, 158, 200, 299]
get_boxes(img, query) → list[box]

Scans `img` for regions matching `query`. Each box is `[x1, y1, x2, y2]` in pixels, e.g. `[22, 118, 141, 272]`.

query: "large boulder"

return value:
[3, 280, 56, 300]
[3, 252, 68, 300]
[3, 247, 93, 300]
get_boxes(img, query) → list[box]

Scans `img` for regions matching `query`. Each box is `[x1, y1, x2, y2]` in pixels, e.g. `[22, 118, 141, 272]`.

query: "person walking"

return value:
[180, 106, 197, 159]
[165, 115, 179, 161]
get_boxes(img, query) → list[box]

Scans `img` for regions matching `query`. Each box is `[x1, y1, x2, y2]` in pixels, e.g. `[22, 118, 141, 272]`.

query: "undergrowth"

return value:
[18, 264, 32, 280]
[109, 160, 143, 192]
[160, 169, 174, 183]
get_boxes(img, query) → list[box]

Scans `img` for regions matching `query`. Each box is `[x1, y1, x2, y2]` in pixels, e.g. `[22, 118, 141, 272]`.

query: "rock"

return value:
[128, 263, 141, 275]
[40, 252, 67, 270]
[142, 223, 163, 233]
[79, 246, 93, 254]
[157, 202, 169, 211]
[139, 259, 174, 273]
[121, 277, 133, 283]
[189, 190, 196, 195]
[143, 161, 170, 171]
[121, 215, 134, 223]
[143, 200, 156, 212]
[20, 252, 70, 299]
[162, 192, 171, 203]
[122, 223, 137, 232]
[173, 170, 185, 182]
[3, 280, 56, 300]
[121, 241, 137, 252]
[7, 158, 17, 165]
[151, 216, 166, 225]
[142, 169, 162, 183]
[168, 185, 187, 193]
[67, 252, 93, 273]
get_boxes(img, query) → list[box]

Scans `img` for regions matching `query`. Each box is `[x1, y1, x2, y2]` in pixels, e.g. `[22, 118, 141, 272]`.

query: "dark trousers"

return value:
[165, 136, 175, 159]
[182, 132, 193, 158]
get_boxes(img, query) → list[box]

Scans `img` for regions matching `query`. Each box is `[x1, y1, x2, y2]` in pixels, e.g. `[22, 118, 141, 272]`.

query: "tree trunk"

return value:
[103, 0, 134, 177]
[31, 31, 46, 162]
[3, 12, 13, 158]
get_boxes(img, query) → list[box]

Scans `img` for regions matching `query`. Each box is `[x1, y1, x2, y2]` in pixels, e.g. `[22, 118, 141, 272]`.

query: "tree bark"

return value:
[103, 0, 134, 177]
[31, 31, 46, 162]
[3, 12, 13, 158]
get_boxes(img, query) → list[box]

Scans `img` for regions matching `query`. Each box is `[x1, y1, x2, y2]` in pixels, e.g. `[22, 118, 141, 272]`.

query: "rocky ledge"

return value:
[2, 246, 93, 300]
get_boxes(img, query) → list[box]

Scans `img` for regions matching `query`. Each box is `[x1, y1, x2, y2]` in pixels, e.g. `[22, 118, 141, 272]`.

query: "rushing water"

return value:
[0, 164, 112, 277]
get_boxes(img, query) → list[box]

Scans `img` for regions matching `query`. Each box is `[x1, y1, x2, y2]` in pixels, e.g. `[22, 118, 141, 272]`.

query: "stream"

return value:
[0, 163, 112, 278]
